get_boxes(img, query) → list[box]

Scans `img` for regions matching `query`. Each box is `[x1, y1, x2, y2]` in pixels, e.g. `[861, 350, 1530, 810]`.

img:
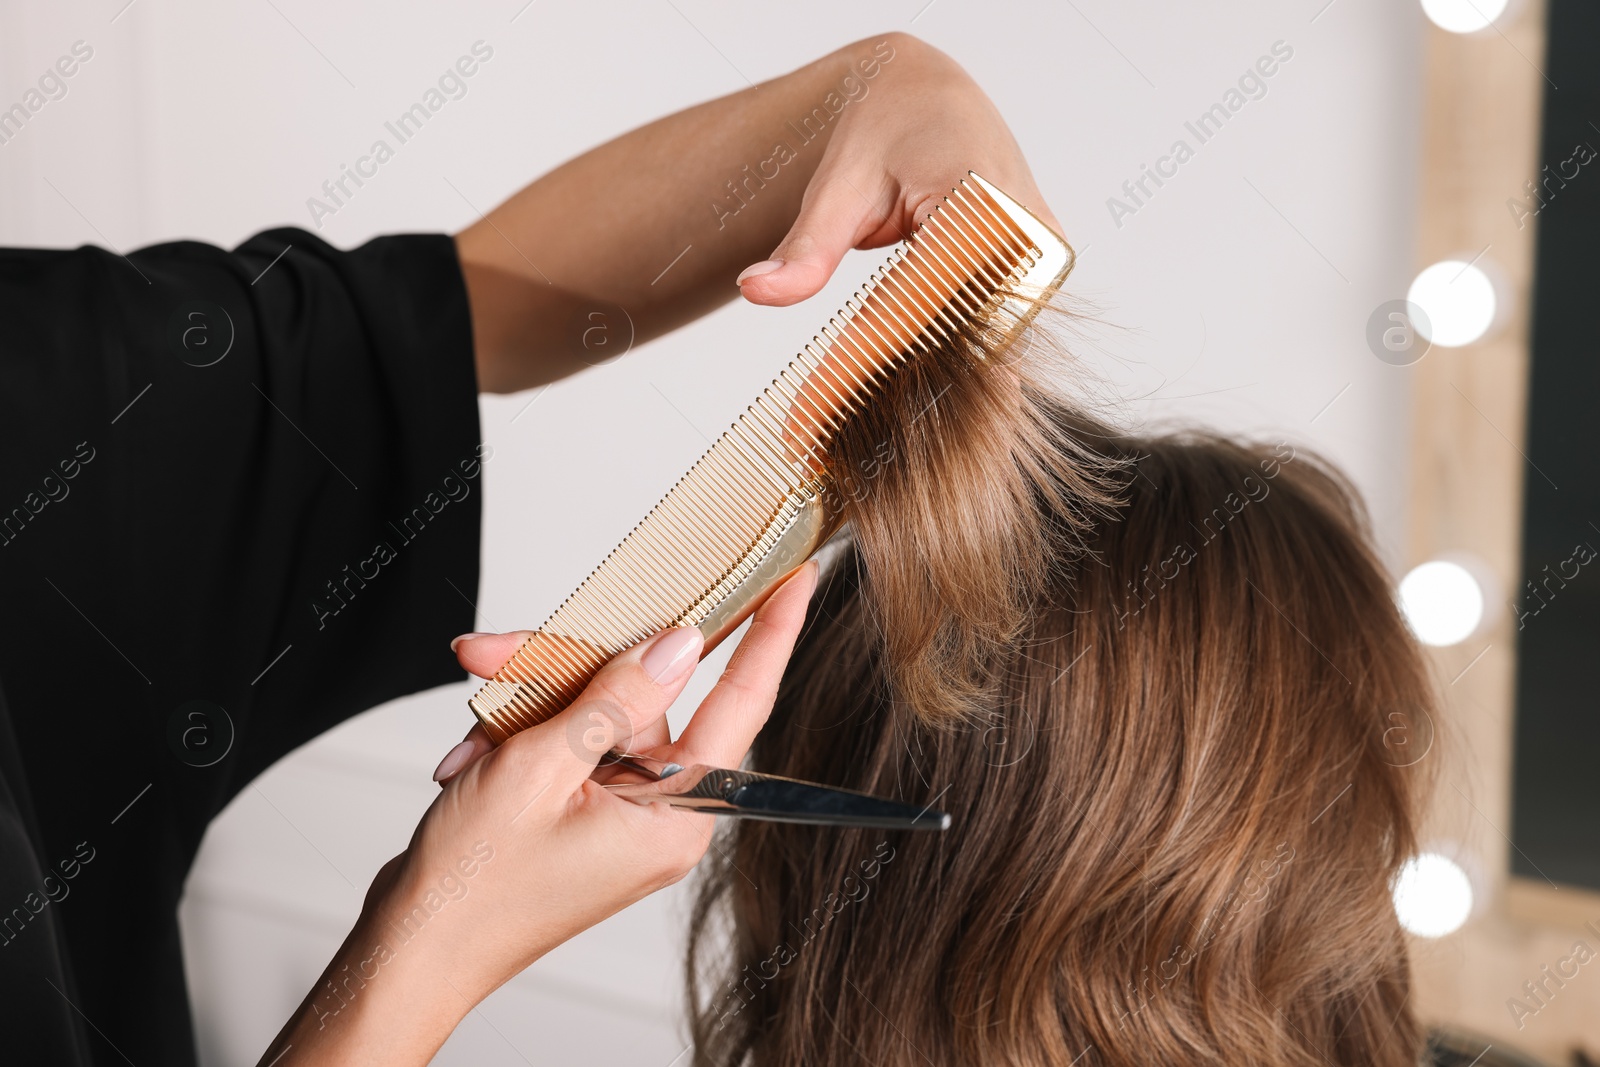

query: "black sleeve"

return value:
[0, 227, 482, 1065]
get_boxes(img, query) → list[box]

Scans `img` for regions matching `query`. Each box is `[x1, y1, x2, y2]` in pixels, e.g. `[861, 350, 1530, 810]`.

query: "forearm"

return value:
[458, 33, 909, 392]
[257, 898, 470, 1066]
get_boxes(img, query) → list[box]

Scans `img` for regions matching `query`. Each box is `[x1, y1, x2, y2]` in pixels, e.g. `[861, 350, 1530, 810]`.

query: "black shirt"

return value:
[0, 228, 482, 1064]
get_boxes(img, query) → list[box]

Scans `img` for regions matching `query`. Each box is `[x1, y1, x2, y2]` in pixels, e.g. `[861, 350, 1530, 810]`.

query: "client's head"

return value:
[687, 319, 1436, 1067]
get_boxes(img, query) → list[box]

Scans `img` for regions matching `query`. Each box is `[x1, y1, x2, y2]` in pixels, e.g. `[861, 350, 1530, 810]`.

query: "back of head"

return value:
[686, 320, 1435, 1067]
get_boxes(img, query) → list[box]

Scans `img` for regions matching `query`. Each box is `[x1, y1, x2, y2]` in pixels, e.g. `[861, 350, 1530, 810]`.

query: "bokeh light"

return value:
[1407, 260, 1498, 347]
[1393, 852, 1474, 937]
[1420, 0, 1510, 34]
[1399, 560, 1486, 647]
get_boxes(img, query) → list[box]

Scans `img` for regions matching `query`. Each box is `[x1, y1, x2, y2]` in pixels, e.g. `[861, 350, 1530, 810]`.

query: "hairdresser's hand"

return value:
[459, 32, 1059, 391]
[258, 563, 816, 1067]
[735, 33, 1061, 307]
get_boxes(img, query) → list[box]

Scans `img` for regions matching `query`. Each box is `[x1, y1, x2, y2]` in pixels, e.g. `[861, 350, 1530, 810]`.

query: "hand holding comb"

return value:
[469, 173, 1074, 828]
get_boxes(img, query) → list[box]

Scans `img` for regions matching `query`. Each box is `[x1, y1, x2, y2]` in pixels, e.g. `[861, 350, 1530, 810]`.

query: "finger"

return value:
[615, 712, 673, 762]
[497, 626, 705, 794]
[737, 170, 888, 307]
[671, 561, 818, 767]
[452, 628, 684, 776]
[591, 702, 675, 784]
[432, 723, 493, 785]
[453, 631, 537, 679]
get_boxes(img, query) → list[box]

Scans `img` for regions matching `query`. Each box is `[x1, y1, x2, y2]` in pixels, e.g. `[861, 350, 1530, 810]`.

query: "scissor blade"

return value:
[605, 765, 951, 831]
[722, 775, 951, 830]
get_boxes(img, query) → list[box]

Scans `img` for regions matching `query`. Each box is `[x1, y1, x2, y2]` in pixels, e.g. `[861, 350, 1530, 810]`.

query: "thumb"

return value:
[498, 626, 704, 794]
[737, 173, 890, 307]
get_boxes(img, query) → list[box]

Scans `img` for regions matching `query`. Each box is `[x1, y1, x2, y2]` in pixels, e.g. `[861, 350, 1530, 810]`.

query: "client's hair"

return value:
[686, 312, 1435, 1067]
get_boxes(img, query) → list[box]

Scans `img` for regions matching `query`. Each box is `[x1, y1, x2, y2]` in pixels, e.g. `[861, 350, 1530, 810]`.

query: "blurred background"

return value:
[2, 0, 1591, 1062]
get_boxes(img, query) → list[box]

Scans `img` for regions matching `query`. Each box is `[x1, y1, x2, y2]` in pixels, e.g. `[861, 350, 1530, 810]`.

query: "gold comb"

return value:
[469, 172, 1073, 744]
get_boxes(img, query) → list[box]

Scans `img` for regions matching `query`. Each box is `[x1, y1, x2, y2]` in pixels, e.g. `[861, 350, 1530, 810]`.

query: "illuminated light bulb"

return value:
[1399, 560, 1485, 647]
[1393, 852, 1474, 937]
[1420, 0, 1510, 33]
[1407, 261, 1498, 347]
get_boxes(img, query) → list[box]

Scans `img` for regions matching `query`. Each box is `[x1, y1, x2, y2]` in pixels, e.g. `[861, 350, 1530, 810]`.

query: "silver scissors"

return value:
[603, 753, 951, 831]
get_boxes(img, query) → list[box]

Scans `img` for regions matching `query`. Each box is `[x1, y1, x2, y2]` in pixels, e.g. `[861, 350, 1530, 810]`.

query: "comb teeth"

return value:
[469, 173, 1074, 743]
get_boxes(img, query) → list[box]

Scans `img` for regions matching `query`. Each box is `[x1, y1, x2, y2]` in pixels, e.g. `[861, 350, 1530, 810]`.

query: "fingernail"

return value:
[794, 559, 820, 596]
[736, 259, 784, 285]
[641, 627, 703, 684]
[433, 740, 475, 782]
[450, 632, 491, 653]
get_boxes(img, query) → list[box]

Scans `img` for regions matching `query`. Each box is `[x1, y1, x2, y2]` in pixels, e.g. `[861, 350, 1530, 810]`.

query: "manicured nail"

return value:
[433, 740, 475, 782]
[450, 632, 491, 653]
[641, 627, 703, 684]
[737, 259, 784, 285]
[792, 559, 820, 596]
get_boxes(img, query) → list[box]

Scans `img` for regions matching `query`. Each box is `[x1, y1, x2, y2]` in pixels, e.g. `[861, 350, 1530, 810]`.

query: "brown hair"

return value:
[685, 313, 1435, 1066]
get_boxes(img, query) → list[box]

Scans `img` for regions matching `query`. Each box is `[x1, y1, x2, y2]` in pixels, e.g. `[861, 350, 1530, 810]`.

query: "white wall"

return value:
[0, 0, 1423, 1062]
